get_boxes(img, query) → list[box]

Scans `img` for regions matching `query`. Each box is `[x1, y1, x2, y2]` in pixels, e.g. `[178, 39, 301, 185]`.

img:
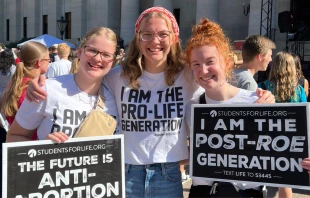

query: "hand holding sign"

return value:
[45, 131, 69, 143]
[301, 158, 310, 174]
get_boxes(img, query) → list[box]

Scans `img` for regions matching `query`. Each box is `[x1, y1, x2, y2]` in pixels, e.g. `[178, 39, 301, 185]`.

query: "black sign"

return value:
[190, 103, 310, 189]
[3, 135, 125, 197]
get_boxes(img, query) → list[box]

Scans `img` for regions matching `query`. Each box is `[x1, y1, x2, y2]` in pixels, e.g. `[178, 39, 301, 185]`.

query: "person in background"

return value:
[49, 44, 60, 62]
[258, 52, 307, 103]
[46, 43, 72, 78]
[234, 35, 276, 91]
[291, 53, 309, 98]
[115, 48, 125, 66]
[231, 51, 243, 67]
[118, 36, 125, 49]
[68, 48, 78, 62]
[0, 48, 16, 139]
[1, 41, 50, 141]
[0, 49, 16, 98]
[184, 18, 292, 198]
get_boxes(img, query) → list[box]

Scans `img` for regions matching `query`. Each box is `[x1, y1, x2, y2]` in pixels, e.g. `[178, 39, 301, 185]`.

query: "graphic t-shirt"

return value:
[104, 66, 204, 165]
[184, 89, 260, 190]
[15, 74, 117, 140]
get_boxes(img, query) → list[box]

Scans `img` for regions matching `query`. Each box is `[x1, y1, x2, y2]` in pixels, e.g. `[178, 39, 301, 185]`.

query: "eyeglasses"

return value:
[84, 46, 115, 62]
[41, 58, 52, 63]
[139, 31, 172, 42]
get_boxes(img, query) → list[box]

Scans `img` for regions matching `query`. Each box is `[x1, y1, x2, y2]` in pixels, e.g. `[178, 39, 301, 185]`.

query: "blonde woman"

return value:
[6, 27, 117, 142]
[258, 52, 307, 103]
[1, 41, 50, 127]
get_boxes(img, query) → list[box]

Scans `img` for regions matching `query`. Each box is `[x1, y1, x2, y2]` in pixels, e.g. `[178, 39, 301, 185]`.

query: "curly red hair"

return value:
[185, 18, 233, 79]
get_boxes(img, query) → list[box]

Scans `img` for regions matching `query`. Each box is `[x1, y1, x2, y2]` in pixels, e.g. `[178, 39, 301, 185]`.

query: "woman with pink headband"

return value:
[26, 6, 274, 197]
[103, 6, 275, 197]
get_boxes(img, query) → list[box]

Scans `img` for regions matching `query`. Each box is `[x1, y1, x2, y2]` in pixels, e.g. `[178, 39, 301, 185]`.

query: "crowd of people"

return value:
[1, 6, 310, 198]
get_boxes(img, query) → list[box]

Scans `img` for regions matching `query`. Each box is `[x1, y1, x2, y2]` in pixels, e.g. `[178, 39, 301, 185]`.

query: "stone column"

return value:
[120, 0, 139, 47]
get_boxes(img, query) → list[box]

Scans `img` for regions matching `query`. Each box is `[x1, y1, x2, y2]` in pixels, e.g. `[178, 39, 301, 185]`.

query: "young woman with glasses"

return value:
[6, 27, 117, 143]
[25, 7, 274, 197]
[103, 7, 276, 197]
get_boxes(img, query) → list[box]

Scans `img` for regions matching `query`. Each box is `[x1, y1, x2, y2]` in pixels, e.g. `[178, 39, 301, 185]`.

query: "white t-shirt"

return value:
[104, 66, 204, 165]
[184, 88, 261, 190]
[46, 59, 72, 78]
[15, 74, 117, 140]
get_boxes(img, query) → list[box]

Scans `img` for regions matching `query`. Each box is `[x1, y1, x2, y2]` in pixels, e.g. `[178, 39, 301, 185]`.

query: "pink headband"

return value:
[135, 6, 179, 42]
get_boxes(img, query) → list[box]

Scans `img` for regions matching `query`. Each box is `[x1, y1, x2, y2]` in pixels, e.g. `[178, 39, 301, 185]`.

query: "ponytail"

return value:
[1, 62, 36, 116]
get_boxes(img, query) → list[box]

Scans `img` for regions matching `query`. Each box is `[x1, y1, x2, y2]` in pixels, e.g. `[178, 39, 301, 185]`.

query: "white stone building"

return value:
[0, 0, 309, 59]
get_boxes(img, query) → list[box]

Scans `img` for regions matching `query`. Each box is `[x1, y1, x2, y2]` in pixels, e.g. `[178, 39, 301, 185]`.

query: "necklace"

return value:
[142, 72, 163, 91]
[223, 84, 231, 101]
[74, 76, 97, 109]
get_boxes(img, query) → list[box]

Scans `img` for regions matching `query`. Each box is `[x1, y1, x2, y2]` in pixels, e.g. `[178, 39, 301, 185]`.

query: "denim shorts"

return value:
[125, 162, 183, 198]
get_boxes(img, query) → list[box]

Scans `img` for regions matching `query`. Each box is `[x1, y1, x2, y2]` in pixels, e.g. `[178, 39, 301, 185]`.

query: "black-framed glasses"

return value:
[41, 58, 52, 63]
[139, 31, 172, 42]
[84, 46, 115, 62]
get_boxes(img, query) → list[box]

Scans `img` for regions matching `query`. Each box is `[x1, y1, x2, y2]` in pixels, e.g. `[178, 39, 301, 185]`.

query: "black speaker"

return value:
[278, 11, 296, 33]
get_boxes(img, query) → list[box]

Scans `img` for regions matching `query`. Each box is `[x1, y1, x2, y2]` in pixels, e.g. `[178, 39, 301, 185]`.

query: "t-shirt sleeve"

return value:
[103, 85, 119, 134]
[15, 87, 47, 130]
[46, 66, 55, 79]
[240, 81, 257, 92]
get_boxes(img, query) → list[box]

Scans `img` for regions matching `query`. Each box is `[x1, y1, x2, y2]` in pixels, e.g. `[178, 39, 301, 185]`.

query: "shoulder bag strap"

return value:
[94, 86, 105, 110]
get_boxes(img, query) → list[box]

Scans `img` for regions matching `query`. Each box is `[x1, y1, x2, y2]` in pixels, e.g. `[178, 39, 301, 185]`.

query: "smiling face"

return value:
[77, 34, 116, 80]
[138, 16, 173, 73]
[190, 45, 227, 90]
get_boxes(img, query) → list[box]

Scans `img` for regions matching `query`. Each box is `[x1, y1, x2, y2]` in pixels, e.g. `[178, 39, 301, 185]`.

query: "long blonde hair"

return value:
[69, 58, 79, 74]
[122, 12, 185, 89]
[1, 41, 48, 116]
[269, 52, 297, 102]
[79, 27, 117, 49]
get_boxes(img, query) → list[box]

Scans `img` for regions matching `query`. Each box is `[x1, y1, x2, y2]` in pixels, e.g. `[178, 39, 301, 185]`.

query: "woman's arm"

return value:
[6, 120, 35, 142]
[278, 187, 292, 198]
[26, 75, 47, 102]
[301, 158, 310, 173]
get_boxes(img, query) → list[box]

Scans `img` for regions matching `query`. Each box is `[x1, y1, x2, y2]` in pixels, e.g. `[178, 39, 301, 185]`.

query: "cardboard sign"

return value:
[3, 135, 125, 198]
[190, 103, 310, 190]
